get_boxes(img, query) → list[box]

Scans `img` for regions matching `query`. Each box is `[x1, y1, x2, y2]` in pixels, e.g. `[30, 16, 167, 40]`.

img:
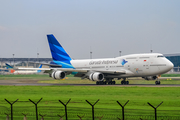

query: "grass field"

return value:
[0, 74, 180, 119]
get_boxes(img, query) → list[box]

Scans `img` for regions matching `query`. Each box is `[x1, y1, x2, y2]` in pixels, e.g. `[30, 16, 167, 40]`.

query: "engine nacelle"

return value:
[89, 72, 104, 81]
[143, 76, 157, 80]
[51, 71, 66, 79]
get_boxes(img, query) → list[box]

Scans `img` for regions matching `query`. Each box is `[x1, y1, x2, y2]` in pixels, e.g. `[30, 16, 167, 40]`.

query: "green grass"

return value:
[161, 74, 180, 77]
[0, 86, 180, 108]
[1, 74, 180, 119]
[0, 86, 180, 119]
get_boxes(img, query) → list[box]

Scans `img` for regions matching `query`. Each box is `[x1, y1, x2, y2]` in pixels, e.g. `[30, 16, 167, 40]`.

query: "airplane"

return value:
[18, 34, 174, 85]
[6, 63, 42, 74]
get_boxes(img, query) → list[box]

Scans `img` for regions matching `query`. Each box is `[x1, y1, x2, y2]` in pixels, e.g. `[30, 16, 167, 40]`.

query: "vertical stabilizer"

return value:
[5, 63, 13, 69]
[37, 64, 42, 73]
[47, 34, 72, 65]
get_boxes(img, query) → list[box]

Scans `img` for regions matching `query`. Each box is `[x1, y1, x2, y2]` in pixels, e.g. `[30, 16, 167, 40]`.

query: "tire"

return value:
[112, 81, 115, 85]
[121, 81, 124, 85]
[127, 81, 129, 85]
[124, 81, 127, 85]
[155, 81, 158, 85]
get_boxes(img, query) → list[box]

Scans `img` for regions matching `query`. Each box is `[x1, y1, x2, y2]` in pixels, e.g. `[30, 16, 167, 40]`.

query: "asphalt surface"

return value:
[0, 79, 180, 87]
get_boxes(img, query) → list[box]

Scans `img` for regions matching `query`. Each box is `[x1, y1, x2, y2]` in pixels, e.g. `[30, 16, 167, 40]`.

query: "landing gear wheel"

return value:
[121, 80, 129, 85]
[155, 81, 160, 85]
[121, 81, 124, 85]
[108, 81, 112, 85]
[112, 81, 115, 85]
[96, 81, 99, 85]
[127, 81, 129, 85]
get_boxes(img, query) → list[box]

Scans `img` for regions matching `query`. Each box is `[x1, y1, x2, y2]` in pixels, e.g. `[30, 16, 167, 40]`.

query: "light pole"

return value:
[37, 53, 39, 62]
[119, 51, 121, 56]
[37, 53, 39, 67]
[12, 54, 15, 67]
[90, 51, 92, 59]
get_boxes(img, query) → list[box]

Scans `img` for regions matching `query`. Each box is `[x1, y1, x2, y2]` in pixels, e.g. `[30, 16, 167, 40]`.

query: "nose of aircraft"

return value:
[167, 61, 174, 70]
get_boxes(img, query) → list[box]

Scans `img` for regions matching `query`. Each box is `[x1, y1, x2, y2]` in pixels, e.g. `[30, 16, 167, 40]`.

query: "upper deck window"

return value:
[157, 55, 164, 58]
[126, 57, 137, 59]
[139, 57, 150, 59]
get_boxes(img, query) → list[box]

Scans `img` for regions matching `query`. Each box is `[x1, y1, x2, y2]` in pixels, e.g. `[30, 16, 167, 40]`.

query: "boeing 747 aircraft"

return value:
[18, 34, 174, 85]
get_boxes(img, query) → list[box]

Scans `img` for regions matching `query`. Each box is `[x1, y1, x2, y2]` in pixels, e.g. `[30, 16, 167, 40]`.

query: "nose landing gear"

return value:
[155, 80, 160, 85]
[155, 77, 161, 85]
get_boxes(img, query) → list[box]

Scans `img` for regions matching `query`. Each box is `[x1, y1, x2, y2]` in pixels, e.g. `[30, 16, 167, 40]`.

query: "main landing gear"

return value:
[96, 79, 116, 85]
[121, 78, 129, 85]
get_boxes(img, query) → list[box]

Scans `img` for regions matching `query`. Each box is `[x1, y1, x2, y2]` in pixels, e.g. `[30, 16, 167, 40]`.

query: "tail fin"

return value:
[5, 63, 13, 69]
[37, 64, 42, 73]
[47, 34, 72, 65]
[5, 63, 15, 73]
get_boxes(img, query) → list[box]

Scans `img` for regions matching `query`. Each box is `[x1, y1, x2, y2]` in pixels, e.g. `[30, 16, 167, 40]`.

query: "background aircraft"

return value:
[18, 34, 174, 85]
[6, 63, 42, 74]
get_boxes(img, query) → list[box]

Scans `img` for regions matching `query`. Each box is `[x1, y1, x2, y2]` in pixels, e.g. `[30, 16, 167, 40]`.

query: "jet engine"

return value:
[51, 71, 66, 79]
[89, 72, 104, 81]
[143, 76, 157, 80]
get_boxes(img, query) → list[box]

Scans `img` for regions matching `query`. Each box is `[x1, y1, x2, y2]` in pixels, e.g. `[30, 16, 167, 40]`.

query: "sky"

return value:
[0, 0, 180, 59]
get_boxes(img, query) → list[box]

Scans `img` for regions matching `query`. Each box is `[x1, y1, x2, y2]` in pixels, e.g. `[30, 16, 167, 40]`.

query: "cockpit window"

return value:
[157, 55, 164, 58]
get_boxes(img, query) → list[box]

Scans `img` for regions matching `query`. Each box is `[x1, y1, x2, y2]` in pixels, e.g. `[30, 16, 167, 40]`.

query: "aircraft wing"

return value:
[28, 62, 62, 67]
[17, 68, 126, 74]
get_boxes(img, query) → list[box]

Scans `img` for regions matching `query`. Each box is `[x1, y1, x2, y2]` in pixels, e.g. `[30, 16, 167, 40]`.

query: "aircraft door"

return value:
[146, 62, 149, 69]
[143, 59, 150, 74]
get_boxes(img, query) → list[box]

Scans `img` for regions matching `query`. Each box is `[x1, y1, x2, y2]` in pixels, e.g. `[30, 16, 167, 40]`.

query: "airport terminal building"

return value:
[165, 53, 180, 72]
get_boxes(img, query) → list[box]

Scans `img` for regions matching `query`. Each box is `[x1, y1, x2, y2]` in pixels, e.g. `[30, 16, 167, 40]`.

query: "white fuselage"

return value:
[70, 53, 173, 78]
